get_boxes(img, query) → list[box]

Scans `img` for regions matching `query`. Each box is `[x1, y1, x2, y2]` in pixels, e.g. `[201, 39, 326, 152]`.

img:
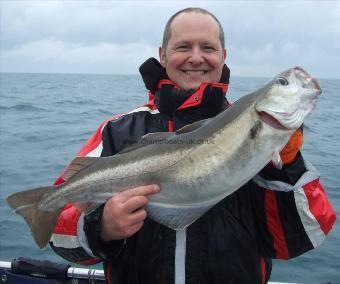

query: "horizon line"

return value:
[1, 71, 338, 80]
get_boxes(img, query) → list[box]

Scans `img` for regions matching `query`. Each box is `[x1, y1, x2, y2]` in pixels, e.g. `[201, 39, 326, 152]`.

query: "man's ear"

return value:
[159, 47, 166, 67]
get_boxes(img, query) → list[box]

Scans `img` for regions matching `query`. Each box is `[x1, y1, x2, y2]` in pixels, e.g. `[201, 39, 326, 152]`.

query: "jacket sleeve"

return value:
[49, 116, 125, 265]
[250, 152, 336, 259]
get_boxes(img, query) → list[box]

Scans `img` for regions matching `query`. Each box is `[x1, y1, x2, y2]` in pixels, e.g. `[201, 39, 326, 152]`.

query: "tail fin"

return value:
[6, 186, 63, 249]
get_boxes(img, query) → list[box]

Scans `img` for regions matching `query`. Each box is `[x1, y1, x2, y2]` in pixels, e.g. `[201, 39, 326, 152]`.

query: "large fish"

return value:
[7, 66, 321, 249]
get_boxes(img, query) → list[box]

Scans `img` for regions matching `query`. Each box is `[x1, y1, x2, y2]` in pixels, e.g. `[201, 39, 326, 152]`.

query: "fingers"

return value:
[124, 222, 145, 238]
[100, 184, 160, 241]
[118, 184, 160, 203]
[123, 196, 148, 213]
[127, 208, 147, 224]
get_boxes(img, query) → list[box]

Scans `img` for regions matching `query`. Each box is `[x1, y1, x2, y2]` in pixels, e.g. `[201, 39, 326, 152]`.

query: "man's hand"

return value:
[100, 184, 160, 242]
[280, 128, 304, 165]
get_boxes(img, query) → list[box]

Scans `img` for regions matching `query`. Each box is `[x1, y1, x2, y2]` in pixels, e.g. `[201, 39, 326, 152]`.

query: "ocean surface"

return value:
[0, 73, 339, 283]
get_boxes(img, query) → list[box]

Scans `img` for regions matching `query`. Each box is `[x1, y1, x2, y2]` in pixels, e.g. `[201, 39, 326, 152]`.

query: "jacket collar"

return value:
[139, 57, 230, 123]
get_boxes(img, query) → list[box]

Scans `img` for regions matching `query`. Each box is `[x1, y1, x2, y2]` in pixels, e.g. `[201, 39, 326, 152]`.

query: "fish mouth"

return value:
[294, 66, 321, 91]
[258, 111, 288, 130]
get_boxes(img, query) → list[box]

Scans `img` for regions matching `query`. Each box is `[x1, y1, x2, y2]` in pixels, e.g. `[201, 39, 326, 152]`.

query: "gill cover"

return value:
[255, 67, 321, 130]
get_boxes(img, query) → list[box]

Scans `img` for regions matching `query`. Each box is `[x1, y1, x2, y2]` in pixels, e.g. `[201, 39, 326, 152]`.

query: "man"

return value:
[50, 8, 336, 284]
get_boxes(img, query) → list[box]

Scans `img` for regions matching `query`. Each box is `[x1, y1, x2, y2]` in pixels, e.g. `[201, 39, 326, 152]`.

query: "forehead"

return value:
[169, 12, 221, 44]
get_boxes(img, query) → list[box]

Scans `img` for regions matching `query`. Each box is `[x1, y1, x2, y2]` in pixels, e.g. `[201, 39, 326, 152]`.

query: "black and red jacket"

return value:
[50, 58, 336, 284]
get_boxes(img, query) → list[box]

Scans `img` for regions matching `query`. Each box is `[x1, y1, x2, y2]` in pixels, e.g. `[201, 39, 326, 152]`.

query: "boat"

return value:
[0, 257, 104, 284]
[0, 257, 302, 284]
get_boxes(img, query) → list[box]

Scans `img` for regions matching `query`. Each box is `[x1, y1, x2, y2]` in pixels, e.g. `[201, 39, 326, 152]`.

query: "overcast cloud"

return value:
[1, 0, 339, 78]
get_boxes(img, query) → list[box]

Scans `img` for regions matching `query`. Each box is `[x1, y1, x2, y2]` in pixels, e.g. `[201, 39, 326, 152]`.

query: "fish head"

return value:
[255, 66, 321, 130]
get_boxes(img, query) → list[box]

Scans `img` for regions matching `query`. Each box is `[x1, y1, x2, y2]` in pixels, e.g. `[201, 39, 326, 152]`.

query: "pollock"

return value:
[7, 67, 321, 248]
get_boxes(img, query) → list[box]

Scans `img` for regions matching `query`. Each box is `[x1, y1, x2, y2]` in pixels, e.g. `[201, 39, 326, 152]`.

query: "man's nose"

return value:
[188, 47, 204, 65]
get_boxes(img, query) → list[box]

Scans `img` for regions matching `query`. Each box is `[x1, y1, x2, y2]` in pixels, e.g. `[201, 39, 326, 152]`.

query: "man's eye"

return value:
[176, 46, 189, 51]
[203, 46, 216, 52]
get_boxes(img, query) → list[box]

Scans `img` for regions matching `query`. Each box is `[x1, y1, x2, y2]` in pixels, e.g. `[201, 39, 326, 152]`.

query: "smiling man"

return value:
[159, 10, 226, 91]
[50, 7, 335, 284]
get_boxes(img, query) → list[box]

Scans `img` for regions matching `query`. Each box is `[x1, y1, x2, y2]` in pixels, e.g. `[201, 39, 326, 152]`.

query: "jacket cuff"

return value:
[83, 204, 126, 261]
[259, 151, 307, 185]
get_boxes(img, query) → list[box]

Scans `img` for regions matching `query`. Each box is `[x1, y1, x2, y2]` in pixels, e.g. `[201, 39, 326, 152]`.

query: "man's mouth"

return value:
[182, 70, 208, 76]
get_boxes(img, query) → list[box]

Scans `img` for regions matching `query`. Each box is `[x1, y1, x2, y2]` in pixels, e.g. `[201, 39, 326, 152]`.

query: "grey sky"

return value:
[1, 0, 339, 78]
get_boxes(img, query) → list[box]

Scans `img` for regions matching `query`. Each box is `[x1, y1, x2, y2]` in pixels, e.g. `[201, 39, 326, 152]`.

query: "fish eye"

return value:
[277, 77, 289, 86]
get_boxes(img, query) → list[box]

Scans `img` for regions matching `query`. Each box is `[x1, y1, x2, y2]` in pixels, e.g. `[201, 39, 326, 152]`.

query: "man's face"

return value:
[159, 12, 226, 91]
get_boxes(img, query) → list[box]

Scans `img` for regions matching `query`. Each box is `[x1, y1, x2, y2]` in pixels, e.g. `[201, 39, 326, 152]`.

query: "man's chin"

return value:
[180, 81, 204, 91]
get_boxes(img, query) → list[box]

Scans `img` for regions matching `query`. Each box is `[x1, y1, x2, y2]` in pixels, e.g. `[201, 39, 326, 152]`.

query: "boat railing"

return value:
[0, 258, 302, 284]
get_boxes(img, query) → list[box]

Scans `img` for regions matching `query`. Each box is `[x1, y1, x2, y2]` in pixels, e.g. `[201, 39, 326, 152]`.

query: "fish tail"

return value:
[6, 186, 63, 249]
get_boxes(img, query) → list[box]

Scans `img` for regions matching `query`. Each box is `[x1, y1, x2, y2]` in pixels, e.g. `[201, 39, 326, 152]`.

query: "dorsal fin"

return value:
[61, 156, 99, 181]
[175, 118, 210, 134]
[119, 132, 175, 154]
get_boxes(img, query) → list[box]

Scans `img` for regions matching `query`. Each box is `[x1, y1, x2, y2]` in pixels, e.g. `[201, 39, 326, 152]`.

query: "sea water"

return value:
[0, 73, 339, 283]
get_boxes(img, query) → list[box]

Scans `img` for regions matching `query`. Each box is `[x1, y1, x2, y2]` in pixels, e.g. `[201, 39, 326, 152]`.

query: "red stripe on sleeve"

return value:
[76, 119, 112, 157]
[265, 190, 289, 259]
[303, 179, 336, 235]
[53, 204, 82, 235]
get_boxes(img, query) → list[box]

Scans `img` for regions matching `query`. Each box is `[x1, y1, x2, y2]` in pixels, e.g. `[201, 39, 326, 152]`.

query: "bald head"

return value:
[162, 8, 225, 49]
